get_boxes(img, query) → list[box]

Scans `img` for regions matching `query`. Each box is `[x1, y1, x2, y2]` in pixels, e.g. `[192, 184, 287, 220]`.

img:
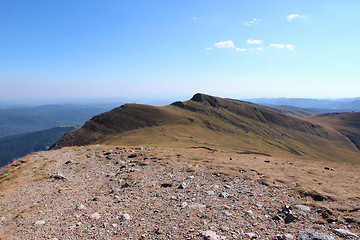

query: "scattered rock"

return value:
[297, 231, 336, 240]
[206, 190, 215, 196]
[75, 204, 85, 211]
[245, 232, 257, 239]
[219, 192, 229, 198]
[284, 214, 296, 224]
[272, 215, 283, 221]
[111, 188, 121, 194]
[178, 182, 187, 189]
[199, 230, 225, 240]
[220, 226, 229, 232]
[161, 183, 173, 188]
[51, 174, 66, 180]
[34, 220, 45, 225]
[119, 214, 131, 221]
[273, 234, 294, 240]
[282, 205, 292, 215]
[188, 204, 206, 209]
[294, 205, 310, 212]
[332, 229, 359, 239]
[89, 212, 101, 220]
[245, 210, 254, 216]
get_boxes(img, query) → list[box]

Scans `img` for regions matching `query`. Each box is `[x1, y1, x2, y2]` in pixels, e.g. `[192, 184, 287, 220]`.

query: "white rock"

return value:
[34, 220, 45, 225]
[245, 210, 254, 216]
[219, 192, 229, 198]
[199, 230, 226, 240]
[90, 212, 101, 220]
[245, 232, 257, 239]
[294, 205, 310, 212]
[333, 229, 359, 239]
[274, 234, 294, 240]
[188, 204, 206, 209]
[119, 214, 131, 221]
[111, 188, 121, 194]
[181, 202, 188, 208]
[75, 204, 85, 210]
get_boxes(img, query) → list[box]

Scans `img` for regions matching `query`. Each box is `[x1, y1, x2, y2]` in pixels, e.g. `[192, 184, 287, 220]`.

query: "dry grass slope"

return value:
[51, 93, 360, 163]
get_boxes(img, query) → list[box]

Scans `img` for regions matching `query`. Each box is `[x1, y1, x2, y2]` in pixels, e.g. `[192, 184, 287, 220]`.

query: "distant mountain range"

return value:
[0, 103, 120, 138]
[0, 125, 79, 168]
[247, 97, 360, 113]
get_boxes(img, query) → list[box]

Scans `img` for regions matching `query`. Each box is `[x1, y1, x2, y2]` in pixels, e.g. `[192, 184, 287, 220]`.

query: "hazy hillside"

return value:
[0, 125, 78, 168]
[248, 97, 360, 112]
[261, 105, 319, 118]
[51, 93, 360, 163]
[0, 103, 119, 138]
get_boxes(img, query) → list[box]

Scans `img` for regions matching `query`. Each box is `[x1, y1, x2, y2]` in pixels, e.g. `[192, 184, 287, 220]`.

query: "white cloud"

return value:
[236, 48, 247, 52]
[243, 18, 259, 26]
[255, 47, 264, 51]
[270, 43, 295, 51]
[206, 47, 212, 50]
[287, 14, 305, 22]
[214, 40, 235, 48]
[246, 38, 263, 44]
[193, 17, 198, 21]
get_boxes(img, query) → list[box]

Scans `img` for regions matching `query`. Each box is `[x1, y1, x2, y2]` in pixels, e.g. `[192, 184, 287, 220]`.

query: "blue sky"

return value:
[1, 0, 359, 104]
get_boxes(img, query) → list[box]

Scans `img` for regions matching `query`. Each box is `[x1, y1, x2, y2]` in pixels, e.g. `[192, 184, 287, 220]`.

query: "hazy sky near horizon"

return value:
[1, 0, 360, 104]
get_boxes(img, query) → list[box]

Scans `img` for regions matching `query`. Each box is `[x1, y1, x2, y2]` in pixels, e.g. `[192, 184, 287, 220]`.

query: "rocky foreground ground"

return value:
[0, 146, 359, 239]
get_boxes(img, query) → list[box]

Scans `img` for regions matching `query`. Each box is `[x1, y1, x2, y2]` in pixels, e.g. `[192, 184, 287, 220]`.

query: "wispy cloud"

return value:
[243, 18, 260, 26]
[236, 48, 247, 52]
[287, 14, 305, 22]
[246, 39, 263, 44]
[193, 17, 198, 21]
[255, 47, 264, 51]
[206, 47, 212, 50]
[270, 43, 295, 51]
[214, 40, 235, 48]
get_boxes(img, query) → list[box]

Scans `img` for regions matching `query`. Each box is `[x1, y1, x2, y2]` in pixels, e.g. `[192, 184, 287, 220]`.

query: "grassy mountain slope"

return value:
[0, 125, 78, 168]
[308, 112, 360, 151]
[0, 104, 119, 138]
[51, 94, 360, 163]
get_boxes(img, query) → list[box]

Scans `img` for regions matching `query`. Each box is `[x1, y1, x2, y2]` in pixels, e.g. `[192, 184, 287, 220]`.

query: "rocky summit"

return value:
[0, 145, 359, 239]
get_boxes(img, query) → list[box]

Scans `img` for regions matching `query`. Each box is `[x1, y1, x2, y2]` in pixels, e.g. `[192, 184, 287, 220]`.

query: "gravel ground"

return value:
[0, 146, 359, 239]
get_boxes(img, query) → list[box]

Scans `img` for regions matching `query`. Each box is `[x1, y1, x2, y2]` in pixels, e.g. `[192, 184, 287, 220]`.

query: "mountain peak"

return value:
[190, 93, 221, 108]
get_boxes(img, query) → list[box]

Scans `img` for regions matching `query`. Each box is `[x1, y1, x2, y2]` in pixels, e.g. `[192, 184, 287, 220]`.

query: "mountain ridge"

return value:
[51, 93, 360, 163]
